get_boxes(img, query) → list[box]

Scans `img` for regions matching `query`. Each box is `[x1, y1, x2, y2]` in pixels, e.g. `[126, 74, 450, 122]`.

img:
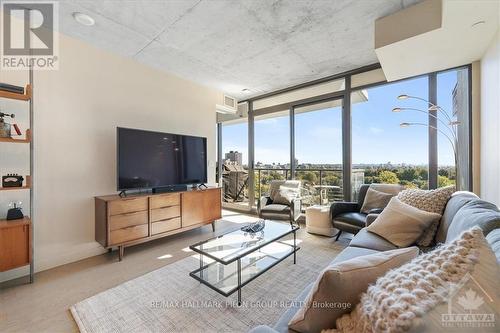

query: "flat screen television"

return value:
[117, 127, 207, 191]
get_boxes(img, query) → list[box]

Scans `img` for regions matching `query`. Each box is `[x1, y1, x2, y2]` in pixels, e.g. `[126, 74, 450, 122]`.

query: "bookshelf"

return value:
[0, 76, 34, 283]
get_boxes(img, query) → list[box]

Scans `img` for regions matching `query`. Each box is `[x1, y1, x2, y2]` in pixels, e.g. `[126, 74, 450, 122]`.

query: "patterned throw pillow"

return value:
[397, 186, 455, 246]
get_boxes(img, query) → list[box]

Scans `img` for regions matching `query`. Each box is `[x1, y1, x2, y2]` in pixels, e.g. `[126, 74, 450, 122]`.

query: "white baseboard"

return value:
[0, 266, 29, 283]
[0, 242, 106, 283]
[37, 242, 107, 271]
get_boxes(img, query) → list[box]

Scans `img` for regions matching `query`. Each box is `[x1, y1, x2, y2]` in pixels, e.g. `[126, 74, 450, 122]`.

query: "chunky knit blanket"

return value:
[324, 227, 482, 333]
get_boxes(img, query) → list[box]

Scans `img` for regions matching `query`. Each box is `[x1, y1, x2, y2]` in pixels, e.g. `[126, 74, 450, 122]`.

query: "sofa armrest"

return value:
[290, 197, 302, 222]
[366, 213, 380, 226]
[247, 325, 279, 333]
[330, 202, 359, 220]
[258, 196, 272, 215]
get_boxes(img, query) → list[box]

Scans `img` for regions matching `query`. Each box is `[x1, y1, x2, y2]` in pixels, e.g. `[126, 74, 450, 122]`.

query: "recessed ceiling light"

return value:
[241, 88, 251, 93]
[471, 20, 485, 28]
[73, 12, 95, 26]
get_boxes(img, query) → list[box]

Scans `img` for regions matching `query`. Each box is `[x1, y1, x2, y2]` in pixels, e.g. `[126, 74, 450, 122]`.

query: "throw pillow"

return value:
[328, 227, 491, 333]
[360, 187, 394, 214]
[367, 197, 442, 247]
[269, 180, 300, 202]
[369, 183, 404, 196]
[398, 185, 455, 246]
[272, 187, 299, 205]
[288, 247, 419, 333]
[269, 181, 284, 201]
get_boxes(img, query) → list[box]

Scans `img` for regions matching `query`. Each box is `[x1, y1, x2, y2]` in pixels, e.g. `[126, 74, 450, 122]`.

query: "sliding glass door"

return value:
[220, 121, 249, 209]
[294, 99, 343, 207]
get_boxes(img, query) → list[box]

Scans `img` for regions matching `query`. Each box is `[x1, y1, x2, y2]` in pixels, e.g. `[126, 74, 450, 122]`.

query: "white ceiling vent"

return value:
[216, 95, 237, 114]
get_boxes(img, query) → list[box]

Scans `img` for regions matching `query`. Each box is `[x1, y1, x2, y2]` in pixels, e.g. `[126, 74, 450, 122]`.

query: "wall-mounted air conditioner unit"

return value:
[216, 94, 237, 114]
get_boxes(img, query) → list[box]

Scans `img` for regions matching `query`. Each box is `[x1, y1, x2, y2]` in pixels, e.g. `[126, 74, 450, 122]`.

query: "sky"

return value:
[222, 70, 461, 167]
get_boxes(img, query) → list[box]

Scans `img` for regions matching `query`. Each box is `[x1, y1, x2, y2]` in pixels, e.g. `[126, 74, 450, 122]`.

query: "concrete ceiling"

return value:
[55, 0, 421, 100]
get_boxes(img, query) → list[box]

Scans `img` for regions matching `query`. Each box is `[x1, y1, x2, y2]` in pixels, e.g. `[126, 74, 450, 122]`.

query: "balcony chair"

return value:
[258, 180, 302, 226]
[330, 183, 404, 240]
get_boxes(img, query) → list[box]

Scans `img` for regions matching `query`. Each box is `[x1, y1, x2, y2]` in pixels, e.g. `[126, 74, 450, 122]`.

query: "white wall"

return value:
[0, 33, 220, 281]
[480, 30, 500, 206]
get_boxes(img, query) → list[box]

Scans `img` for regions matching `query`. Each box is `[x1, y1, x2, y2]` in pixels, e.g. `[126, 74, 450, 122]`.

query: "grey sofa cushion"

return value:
[273, 283, 313, 333]
[435, 191, 478, 243]
[330, 246, 380, 265]
[486, 228, 500, 263]
[349, 228, 398, 252]
[445, 199, 500, 243]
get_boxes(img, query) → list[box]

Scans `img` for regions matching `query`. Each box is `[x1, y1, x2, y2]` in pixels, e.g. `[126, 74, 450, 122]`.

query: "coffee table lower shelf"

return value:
[189, 241, 300, 305]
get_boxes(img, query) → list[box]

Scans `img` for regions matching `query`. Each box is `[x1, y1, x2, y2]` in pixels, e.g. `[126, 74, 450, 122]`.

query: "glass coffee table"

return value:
[189, 220, 299, 305]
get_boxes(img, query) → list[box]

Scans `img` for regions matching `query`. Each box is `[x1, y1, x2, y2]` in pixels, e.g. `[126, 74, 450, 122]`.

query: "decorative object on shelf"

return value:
[0, 111, 17, 138]
[393, 94, 460, 189]
[0, 83, 24, 94]
[241, 219, 266, 233]
[0, 129, 31, 143]
[7, 201, 24, 220]
[2, 174, 24, 187]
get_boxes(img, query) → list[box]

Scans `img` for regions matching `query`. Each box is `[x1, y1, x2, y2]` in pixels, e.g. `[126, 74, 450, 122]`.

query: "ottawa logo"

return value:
[441, 272, 496, 329]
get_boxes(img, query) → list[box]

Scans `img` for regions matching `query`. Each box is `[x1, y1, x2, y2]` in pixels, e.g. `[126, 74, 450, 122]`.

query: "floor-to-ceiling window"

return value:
[254, 110, 290, 202]
[351, 76, 429, 199]
[437, 68, 470, 190]
[294, 99, 343, 207]
[218, 65, 472, 210]
[221, 121, 249, 207]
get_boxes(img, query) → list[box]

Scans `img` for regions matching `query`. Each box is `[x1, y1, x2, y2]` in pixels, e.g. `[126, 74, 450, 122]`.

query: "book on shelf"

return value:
[0, 83, 24, 94]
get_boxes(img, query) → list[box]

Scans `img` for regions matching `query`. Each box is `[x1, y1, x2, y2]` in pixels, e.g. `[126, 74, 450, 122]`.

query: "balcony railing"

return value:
[221, 167, 366, 208]
[255, 167, 344, 207]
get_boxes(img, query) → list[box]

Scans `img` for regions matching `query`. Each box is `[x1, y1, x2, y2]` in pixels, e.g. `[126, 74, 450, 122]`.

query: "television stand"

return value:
[118, 190, 127, 198]
[95, 187, 222, 261]
[197, 183, 208, 189]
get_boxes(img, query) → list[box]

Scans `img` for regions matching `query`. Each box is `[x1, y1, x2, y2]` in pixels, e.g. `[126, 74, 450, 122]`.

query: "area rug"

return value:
[70, 226, 346, 333]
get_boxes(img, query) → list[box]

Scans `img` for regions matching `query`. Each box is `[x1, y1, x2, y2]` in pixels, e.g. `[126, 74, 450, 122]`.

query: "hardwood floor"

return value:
[0, 210, 261, 333]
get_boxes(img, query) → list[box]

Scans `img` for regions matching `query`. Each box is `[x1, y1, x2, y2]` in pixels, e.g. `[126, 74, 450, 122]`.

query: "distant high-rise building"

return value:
[452, 70, 469, 189]
[225, 151, 243, 165]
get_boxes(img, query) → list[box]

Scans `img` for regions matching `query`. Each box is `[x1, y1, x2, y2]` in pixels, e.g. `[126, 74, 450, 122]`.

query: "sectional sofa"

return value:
[250, 191, 500, 333]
